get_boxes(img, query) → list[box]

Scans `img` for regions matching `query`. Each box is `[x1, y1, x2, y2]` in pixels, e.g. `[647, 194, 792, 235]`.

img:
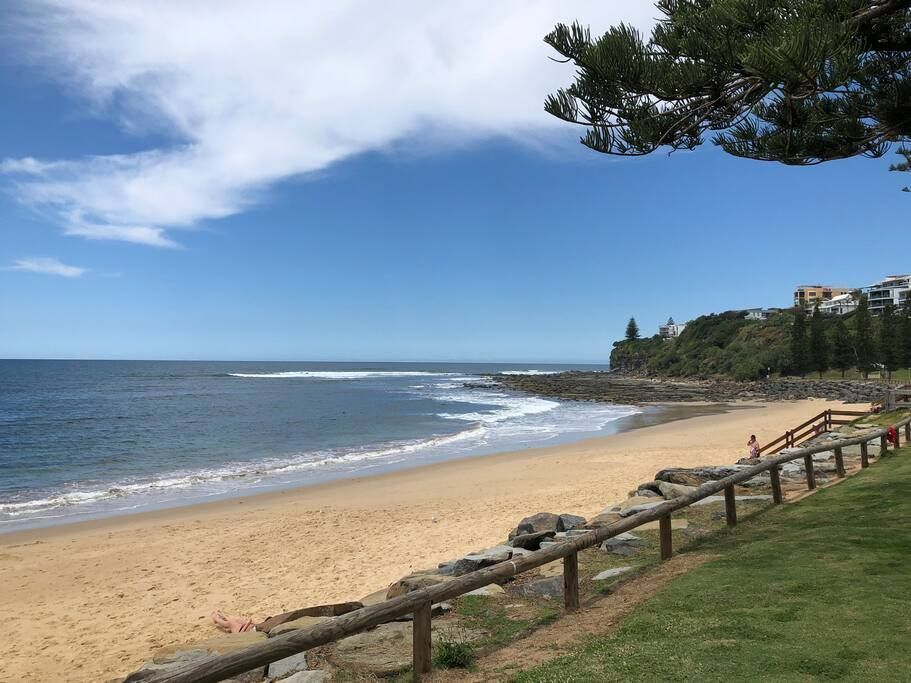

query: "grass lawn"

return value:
[514, 447, 911, 682]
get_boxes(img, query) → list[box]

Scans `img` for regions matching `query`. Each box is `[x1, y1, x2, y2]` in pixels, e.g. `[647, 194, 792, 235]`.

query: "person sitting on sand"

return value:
[747, 435, 760, 459]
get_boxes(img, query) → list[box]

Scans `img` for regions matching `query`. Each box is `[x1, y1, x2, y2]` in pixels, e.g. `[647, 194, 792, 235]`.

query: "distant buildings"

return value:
[818, 293, 857, 316]
[659, 317, 687, 338]
[863, 274, 911, 315]
[793, 285, 852, 309]
[744, 308, 780, 321]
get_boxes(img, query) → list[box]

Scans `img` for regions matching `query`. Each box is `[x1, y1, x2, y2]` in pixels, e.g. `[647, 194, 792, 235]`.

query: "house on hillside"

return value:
[744, 308, 780, 321]
[862, 274, 911, 315]
[658, 317, 687, 339]
[818, 293, 857, 316]
[793, 284, 852, 309]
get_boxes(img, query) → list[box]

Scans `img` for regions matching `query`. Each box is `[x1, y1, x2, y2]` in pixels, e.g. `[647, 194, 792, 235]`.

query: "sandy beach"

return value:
[0, 399, 863, 682]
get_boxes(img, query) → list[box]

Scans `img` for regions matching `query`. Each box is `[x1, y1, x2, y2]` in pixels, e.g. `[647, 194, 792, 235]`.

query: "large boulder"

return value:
[508, 512, 562, 539]
[510, 576, 564, 600]
[601, 532, 645, 556]
[657, 481, 699, 500]
[558, 513, 587, 531]
[127, 632, 267, 682]
[386, 573, 454, 599]
[592, 566, 633, 581]
[509, 530, 556, 551]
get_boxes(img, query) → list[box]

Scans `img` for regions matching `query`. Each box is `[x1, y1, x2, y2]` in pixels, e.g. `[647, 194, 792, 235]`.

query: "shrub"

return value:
[433, 630, 474, 669]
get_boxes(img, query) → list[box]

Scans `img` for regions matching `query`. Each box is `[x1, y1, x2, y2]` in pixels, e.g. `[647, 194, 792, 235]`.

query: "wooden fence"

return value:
[757, 408, 870, 456]
[128, 413, 911, 683]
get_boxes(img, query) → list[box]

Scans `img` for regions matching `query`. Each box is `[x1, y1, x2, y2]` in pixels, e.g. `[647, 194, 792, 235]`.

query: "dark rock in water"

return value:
[558, 513, 587, 531]
[509, 512, 562, 539]
[510, 530, 557, 550]
[510, 575, 564, 600]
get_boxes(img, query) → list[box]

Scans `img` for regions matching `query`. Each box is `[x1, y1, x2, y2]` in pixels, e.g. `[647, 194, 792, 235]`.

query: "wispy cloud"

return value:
[1, 1, 654, 247]
[8, 257, 88, 277]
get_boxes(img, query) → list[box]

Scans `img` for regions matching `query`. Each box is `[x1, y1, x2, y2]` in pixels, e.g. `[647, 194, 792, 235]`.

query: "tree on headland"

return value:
[545, 1, 911, 184]
[854, 295, 877, 378]
[880, 303, 902, 378]
[810, 305, 829, 378]
[790, 309, 811, 376]
[625, 317, 641, 341]
[831, 318, 855, 378]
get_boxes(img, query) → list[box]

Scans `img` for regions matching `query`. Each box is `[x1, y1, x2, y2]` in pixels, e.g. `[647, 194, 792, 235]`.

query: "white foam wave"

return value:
[498, 370, 561, 375]
[0, 425, 488, 520]
[228, 371, 454, 379]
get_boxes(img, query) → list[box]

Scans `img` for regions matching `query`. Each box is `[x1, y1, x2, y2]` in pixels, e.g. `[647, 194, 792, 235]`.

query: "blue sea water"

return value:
[0, 360, 635, 532]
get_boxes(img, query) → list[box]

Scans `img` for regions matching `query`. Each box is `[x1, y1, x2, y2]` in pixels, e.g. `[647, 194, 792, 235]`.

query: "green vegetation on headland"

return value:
[515, 444, 911, 682]
[613, 300, 911, 381]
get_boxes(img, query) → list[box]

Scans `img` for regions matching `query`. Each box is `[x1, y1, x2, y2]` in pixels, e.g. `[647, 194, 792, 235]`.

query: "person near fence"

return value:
[747, 434, 760, 459]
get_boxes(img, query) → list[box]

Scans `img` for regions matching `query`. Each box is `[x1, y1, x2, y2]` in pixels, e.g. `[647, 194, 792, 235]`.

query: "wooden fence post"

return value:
[724, 485, 737, 526]
[834, 447, 846, 478]
[905, 423, 910, 442]
[412, 601, 432, 681]
[860, 441, 869, 469]
[563, 551, 580, 612]
[659, 515, 673, 560]
[881, 434, 889, 455]
[896, 427, 902, 449]
[804, 454, 816, 490]
[769, 465, 783, 504]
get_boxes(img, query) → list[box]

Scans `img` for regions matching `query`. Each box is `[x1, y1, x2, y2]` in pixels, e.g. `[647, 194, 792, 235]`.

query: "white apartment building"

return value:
[744, 308, 780, 321]
[818, 293, 858, 316]
[863, 274, 911, 314]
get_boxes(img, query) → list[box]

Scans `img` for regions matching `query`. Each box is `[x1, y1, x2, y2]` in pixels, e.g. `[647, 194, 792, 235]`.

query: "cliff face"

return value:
[609, 311, 793, 380]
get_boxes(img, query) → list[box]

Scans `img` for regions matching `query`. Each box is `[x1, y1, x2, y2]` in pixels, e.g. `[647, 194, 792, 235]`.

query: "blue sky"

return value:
[1, 2, 908, 363]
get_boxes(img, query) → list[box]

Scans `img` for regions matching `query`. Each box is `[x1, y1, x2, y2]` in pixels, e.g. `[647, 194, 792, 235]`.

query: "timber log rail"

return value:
[757, 409, 870, 456]
[130, 413, 911, 683]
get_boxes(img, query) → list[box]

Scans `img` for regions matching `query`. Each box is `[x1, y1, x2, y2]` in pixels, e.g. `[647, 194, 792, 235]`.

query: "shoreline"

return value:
[0, 398, 864, 682]
[0, 401, 729, 539]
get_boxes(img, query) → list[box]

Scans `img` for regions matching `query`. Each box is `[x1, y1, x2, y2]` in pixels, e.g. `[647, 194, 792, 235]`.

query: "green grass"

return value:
[453, 594, 558, 646]
[514, 448, 911, 682]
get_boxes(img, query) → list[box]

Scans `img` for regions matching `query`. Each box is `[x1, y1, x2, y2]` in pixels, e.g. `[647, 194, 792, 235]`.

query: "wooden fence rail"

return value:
[758, 409, 870, 456]
[128, 413, 911, 683]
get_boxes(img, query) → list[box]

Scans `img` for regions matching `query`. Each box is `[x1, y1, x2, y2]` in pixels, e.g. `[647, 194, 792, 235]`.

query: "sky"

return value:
[0, 1, 908, 363]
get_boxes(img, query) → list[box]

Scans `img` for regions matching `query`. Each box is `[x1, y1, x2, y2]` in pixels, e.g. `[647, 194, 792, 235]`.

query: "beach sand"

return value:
[0, 399, 862, 682]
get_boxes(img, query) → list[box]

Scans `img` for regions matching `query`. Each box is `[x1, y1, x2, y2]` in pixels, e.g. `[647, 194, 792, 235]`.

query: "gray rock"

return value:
[592, 566, 633, 581]
[449, 549, 512, 576]
[636, 489, 661, 498]
[278, 673, 330, 683]
[464, 583, 506, 597]
[509, 512, 562, 539]
[386, 572, 454, 599]
[510, 576, 564, 600]
[267, 651, 309, 679]
[128, 632, 267, 682]
[657, 481, 699, 500]
[600, 532, 645, 556]
[509, 530, 556, 550]
[558, 513, 587, 531]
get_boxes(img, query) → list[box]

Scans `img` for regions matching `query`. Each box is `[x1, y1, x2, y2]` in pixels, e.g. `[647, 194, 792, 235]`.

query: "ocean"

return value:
[0, 360, 637, 532]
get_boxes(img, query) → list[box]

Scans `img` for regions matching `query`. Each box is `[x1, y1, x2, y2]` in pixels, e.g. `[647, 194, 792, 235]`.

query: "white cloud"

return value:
[8, 257, 88, 277]
[2, 1, 655, 247]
